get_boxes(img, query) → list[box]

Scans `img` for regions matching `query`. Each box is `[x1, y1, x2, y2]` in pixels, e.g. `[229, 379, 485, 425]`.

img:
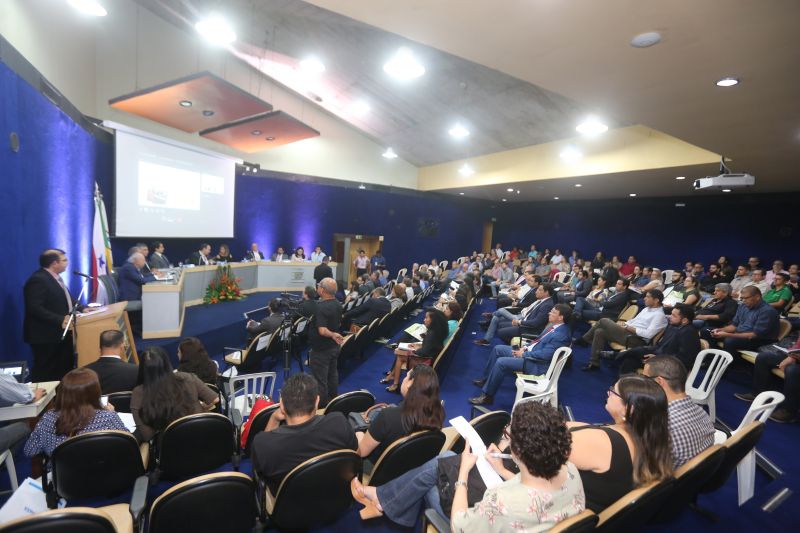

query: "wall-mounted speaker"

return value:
[9, 132, 19, 152]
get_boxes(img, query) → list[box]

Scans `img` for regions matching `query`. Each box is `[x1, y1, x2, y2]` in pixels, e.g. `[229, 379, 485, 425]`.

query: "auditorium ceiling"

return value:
[133, 0, 800, 201]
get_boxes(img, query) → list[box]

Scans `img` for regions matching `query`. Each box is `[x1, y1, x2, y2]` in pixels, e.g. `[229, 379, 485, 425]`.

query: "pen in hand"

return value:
[489, 453, 513, 459]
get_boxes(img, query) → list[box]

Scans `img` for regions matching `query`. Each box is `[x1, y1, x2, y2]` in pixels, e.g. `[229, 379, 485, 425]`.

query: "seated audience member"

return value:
[453, 274, 475, 309]
[131, 347, 218, 442]
[747, 256, 763, 272]
[475, 280, 551, 346]
[335, 280, 346, 302]
[495, 267, 535, 308]
[699, 263, 725, 292]
[148, 241, 170, 269]
[558, 269, 592, 303]
[176, 337, 218, 385]
[631, 265, 649, 288]
[370, 270, 383, 289]
[664, 275, 700, 310]
[616, 304, 701, 374]
[694, 283, 738, 328]
[763, 273, 792, 311]
[740, 268, 770, 298]
[351, 401, 585, 529]
[734, 335, 800, 423]
[388, 284, 406, 312]
[403, 277, 415, 301]
[692, 262, 705, 281]
[313, 255, 333, 285]
[357, 365, 444, 469]
[582, 289, 668, 371]
[117, 252, 157, 310]
[717, 255, 735, 282]
[244, 242, 264, 261]
[358, 274, 375, 296]
[683, 261, 695, 279]
[343, 281, 361, 305]
[789, 270, 800, 301]
[765, 260, 789, 285]
[470, 304, 572, 405]
[187, 243, 211, 266]
[379, 269, 389, 286]
[251, 373, 357, 494]
[534, 256, 551, 277]
[310, 246, 326, 263]
[666, 270, 686, 290]
[0, 375, 45, 456]
[619, 256, 639, 279]
[611, 255, 623, 270]
[383, 309, 449, 393]
[573, 276, 609, 319]
[568, 375, 673, 512]
[601, 260, 620, 287]
[729, 264, 752, 297]
[25, 368, 128, 459]
[344, 287, 391, 329]
[635, 268, 664, 296]
[246, 298, 284, 339]
[578, 278, 631, 322]
[212, 243, 234, 263]
[132, 243, 152, 273]
[84, 330, 138, 394]
[643, 356, 714, 467]
[290, 247, 306, 262]
[550, 249, 565, 265]
[298, 286, 318, 318]
[443, 301, 463, 340]
[272, 247, 289, 262]
[703, 286, 780, 352]
[489, 261, 514, 298]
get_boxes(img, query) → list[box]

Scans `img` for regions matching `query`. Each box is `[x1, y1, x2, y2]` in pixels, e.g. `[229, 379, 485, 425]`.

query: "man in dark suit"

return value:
[475, 279, 548, 346]
[313, 256, 333, 285]
[342, 288, 391, 329]
[297, 286, 318, 318]
[579, 278, 631, 322]
[148, 241, 170, 270]
[187, 244, 211, 266]
[84, 330, 138, 394]
[117, 253, 157, 309]
[616, 304, 701, 375]
[246, 299, 285, 339]
[244, 242, 264, 261]
[23, 249, 75, 382]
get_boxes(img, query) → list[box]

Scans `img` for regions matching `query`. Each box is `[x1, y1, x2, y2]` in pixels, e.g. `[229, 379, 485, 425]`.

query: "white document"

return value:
[117, 412, 137, 432]
[0, 477, 60, 522]
[256, 333, 273, 351]
[450, 281, 460, 290]
[398, 342, 416, 351]
[404, 323, 427, 341]
[449, 416, 503, 489]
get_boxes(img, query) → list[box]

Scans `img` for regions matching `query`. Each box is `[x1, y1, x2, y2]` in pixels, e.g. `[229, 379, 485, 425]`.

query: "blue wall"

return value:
[492, 194, 799, 269]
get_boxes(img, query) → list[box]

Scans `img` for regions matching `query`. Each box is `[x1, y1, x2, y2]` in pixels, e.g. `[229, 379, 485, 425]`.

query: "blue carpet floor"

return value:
[2, 292, 797, 531]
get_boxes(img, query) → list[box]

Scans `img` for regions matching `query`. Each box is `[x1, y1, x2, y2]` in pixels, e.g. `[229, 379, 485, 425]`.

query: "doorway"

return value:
[333, 233, 383, 285]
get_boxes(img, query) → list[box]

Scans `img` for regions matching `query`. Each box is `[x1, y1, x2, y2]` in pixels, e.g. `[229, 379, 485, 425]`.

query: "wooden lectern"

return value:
[75, 302, 138, 367]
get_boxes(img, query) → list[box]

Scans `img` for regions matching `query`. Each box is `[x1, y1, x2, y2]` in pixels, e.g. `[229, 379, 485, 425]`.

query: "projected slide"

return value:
[115, 130, 236, 238]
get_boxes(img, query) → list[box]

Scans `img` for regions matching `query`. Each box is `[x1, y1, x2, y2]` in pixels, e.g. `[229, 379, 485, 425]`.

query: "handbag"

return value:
[436, 453, 518, 516]
[347, 403, 392, 432]
[239, 396, 275, 448]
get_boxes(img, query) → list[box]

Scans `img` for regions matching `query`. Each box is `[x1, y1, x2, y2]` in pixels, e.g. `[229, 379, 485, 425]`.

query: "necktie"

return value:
[527, 325, 556, 352]
[56, 275, 73, 312]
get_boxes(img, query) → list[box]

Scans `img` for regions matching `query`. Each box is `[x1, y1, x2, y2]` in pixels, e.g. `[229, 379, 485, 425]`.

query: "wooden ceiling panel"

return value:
[109, 72, 272, 132]
[199, 111, 320, 153]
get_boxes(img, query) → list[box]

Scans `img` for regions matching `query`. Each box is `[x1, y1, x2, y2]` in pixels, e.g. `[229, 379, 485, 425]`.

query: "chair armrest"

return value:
[424, 508, 451, 533]
[470, 404, 492, 419]
[129, 475, 149, 527]
[504, 306, 521, 313]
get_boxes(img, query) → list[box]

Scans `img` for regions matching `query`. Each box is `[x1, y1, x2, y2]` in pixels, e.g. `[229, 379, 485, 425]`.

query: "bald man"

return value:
[308, 277, 344, 405]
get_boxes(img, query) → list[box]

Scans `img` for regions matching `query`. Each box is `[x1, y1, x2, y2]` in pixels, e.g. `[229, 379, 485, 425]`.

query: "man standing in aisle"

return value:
[309, 278, 345, 406]
[23, 249, 76, 381]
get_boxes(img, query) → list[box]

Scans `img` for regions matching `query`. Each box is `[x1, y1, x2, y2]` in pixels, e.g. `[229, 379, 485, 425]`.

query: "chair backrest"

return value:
[148, 472, 255, 533]
[777, 318, 791, 340]
[540, 346, 572, 385]
[554, 271, 568, 283]
[596, 478, 675, 531]
[243, 404, 280, 457]
[323, 390, 376, 416]
[367, 430, 446, 486]
[106, 391, 132, 413]
[239, 330, 276, 366]
[701, 422, 765, 495]
[685, 349, 733, 401]
[650, 445, 725, 523]
[51, 430, 145, 501]
[270, 450, 361, 529]
[226, 371, 277, 420]
[157, 413, 235, 481]
[98, 274, 119, 305]
[617, 305, 639, 322]
[293, 316, 309, 336]
[450, 410, 511, 454]
[397, 267, 408, 279]
[0, 507, 118, 533]
[439, 260, 448, 271]
[734, 391, 785, 433]
[661, 269, 674, 285]
[550, 509, 599, 533]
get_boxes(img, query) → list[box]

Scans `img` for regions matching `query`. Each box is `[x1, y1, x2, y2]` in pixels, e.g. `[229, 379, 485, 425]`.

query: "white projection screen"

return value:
[114, 128, 236, 238]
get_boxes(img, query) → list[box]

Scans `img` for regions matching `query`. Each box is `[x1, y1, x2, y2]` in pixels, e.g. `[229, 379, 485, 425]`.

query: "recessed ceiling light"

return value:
[383, 47, 425, 80]
[265, 136, 275, 141]
[716, 77, 739, 87]
[382, 147, 398, 159]
[574, 183, 583, 188]
[516, 190, 520, 194]
[675, 176, 686, 180]
[67, 0, 107, 17]
[250, 130, 262, 136]
[300, 57, 326, 75]
[358, 184, 366, 190]
[349, 100, 370, 117]
[675, 203, 686, 207]
[559, 146, 583, 163]
[722, 188, 732, 192]
[502, 198, 507, 202]
[506, 187, 514, 192]
[553, 196, 560, 200]
[629, 193, 637, 197]
[576, 117, 608, 136]
[195, 14, 236, 45]
[179, 100, 192, 107]
[459, 164, 475, 177]
[448, 123, 470, 138]
[202, 110, 215, 117]
[630, 31, 661, 48]
[459, 192, 465, 196]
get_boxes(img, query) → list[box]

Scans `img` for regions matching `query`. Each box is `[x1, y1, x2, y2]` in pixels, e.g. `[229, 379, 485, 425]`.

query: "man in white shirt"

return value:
[582, 289, 668, 370]
[739, 268, 770, 299]
[310, 246, 326, 262]
[765, 260, 789, 285]
[0, 374, 45, 453]
[729, 264, 752, 297]
[245, 243, 264, 261]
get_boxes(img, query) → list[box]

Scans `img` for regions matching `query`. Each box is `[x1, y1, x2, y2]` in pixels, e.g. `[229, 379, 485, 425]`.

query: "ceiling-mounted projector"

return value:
[693, 173, 755, 190]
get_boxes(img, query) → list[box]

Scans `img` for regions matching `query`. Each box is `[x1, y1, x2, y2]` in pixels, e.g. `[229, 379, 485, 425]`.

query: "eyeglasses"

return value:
[607, 387, 622, 399]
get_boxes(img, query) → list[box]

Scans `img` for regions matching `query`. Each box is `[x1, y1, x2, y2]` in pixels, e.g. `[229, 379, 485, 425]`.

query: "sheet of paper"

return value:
[256, 333, 273, 351]
[398, 342, 416, 351]
[449, 416, 503, 489]
[117, 412, 137, 432]
[404, 323, 427, 341]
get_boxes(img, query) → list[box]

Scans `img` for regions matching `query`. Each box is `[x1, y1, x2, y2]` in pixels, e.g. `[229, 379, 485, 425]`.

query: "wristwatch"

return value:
[454, 480, 467, 489]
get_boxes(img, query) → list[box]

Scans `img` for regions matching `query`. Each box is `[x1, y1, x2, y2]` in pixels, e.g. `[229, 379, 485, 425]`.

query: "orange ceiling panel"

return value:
[199, 111, 320, 153]
[109, 71, 272, 132]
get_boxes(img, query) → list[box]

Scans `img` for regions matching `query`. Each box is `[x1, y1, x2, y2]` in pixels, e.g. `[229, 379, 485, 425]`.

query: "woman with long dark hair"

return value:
[357, 365, 444, 468]
[568, 374, 673, 512]
[131, 346, 219, 442]
[212, 243, 233, 263]
[383, 309, 449, 392]
[177, 337, 218, 385]
[25, 368, 127, 459]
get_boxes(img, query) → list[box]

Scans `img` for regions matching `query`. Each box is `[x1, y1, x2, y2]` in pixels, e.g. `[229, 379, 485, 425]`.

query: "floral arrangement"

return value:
[203, 264, 244, 304]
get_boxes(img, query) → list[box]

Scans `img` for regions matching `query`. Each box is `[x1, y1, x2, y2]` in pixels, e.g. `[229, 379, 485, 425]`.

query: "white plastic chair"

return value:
[0, 449, 18, 492]
[713, 391, 785, 505]
[686, 348, 733, 422]
[513, 347, 572, 407]
[225, 371, 277, 423]
[661, 269, 675, 284]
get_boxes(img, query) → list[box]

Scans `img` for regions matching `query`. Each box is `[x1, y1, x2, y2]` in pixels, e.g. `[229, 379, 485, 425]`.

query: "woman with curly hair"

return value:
[351, 401, 585, 530]
[176, 337, 219, 385]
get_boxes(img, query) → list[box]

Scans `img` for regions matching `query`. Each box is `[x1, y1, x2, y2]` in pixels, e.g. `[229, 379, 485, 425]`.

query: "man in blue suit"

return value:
[117, 252, 157, 310]
[474, 282, 554, 346]
[469, 303, 572, 405]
